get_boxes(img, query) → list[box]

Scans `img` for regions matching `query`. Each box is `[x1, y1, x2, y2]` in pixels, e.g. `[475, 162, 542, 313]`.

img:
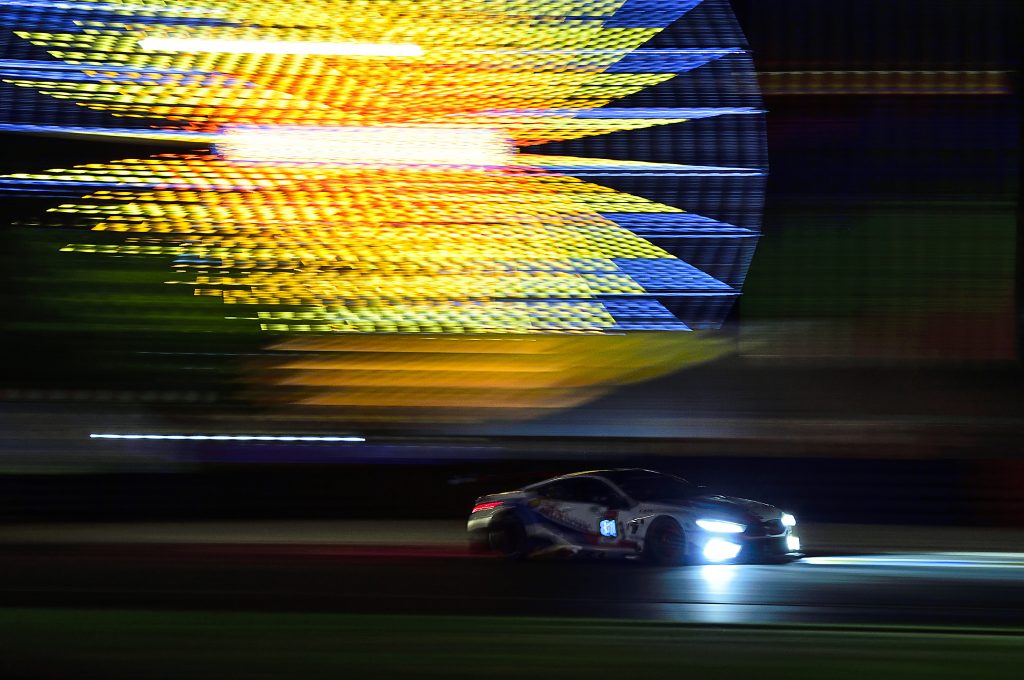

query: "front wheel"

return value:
[643, 517, 687, 565]
[488, 513, 528, 560]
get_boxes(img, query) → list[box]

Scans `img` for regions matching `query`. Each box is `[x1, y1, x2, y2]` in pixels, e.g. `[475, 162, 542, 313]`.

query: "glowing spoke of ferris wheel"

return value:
[138, 38, 423, 57]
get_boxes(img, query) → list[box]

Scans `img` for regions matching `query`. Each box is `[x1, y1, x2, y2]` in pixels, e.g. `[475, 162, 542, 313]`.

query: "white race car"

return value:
[467, 468, 800, 564]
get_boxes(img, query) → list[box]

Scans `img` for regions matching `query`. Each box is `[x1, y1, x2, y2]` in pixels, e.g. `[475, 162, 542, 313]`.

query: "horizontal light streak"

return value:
[5, 22, 754, 145]
[91, 433, 366, 442]
[0, 0, 223, 12]
[759, 70, 1012, 96]
[137, 38, 423, 57]
[803, 555, 1024, 569]
[217, 126, 514, 167]
[483, 107, 760, 118]
[0, 123, 217, 144]
[15, 145, 740, 334]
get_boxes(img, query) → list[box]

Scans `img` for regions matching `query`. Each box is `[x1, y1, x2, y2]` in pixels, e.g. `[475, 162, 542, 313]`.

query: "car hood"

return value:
[637, 494, 781, 523]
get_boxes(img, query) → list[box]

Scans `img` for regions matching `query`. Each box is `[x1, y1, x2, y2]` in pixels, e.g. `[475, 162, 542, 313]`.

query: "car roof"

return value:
[528, 468, 664, 486]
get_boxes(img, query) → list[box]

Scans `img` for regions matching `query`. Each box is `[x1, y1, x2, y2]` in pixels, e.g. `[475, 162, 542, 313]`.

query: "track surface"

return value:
[1, 544, 1022, 627]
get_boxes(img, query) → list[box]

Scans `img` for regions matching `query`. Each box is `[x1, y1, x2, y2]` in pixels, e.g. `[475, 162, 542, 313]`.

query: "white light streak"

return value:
[802, 555, 1024, 568]
[90, 433, 365, 442]
[138, 38, 423, 57]
[217, 126, 515, 167]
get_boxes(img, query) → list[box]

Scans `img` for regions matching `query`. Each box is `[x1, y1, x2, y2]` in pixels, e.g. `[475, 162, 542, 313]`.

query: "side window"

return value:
[540, 478, 621, 505]
[559, 479, 592, 502]
[575, 478, 621, 506]
[536, 479, 585, 502]
[536, 480, 568, 500]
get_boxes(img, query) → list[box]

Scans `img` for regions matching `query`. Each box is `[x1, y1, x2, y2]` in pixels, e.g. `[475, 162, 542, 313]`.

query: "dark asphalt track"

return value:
[1, 544, 1022, 627]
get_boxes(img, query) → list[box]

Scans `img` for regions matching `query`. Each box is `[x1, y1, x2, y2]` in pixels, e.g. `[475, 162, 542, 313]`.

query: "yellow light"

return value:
[138, 38, 424, 57]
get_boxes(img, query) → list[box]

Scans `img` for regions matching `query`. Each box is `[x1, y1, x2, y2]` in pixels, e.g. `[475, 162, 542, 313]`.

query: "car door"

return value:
[532, 477, 627, 547]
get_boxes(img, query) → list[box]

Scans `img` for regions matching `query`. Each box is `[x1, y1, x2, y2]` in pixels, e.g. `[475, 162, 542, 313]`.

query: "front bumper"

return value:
[739, 534, 800, 561]
[698, 531, 801, 563]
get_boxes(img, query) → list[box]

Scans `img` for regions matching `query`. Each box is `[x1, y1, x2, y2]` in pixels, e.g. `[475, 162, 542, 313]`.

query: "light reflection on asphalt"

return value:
[801, 553, 1024, 568]
[698, 564, 739, 596]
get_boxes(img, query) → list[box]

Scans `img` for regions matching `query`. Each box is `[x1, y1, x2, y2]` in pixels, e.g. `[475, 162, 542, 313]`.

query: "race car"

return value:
[467, 468, 801, 564]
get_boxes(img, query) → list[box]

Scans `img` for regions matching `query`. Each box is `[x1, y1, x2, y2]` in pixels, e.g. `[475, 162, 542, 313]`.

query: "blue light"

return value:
[607, 48, 744, 73]
[90, 433, 365, 442]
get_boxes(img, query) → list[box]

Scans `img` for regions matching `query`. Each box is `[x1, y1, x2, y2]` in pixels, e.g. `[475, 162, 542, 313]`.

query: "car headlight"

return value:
[696, 518, 746, 534]
[703, 538, 742, 562]
[781, 513, 796, 527]
[786, 535, 801, 552]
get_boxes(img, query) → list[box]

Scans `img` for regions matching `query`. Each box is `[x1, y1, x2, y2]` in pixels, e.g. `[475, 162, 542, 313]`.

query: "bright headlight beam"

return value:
[90, 433, 365, 442]
[695, 519, 745, 533]
[138, 38, 423, 57]
[703, 538, 742, 562]
[781, 513, 796, 527]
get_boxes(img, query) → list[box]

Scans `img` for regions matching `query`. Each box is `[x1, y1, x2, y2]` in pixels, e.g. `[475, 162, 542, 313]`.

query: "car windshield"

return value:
[602, 471, 697, 503]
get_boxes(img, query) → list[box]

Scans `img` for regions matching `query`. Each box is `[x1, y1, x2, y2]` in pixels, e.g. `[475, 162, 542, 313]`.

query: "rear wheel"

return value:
[488, 513, 528, 559]
[643, 517, 687, 565]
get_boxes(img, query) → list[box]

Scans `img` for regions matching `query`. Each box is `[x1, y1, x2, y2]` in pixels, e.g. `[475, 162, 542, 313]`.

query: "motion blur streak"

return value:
[758, 70, 1014, 96]
[803, 554, 1024, 569]
[0, 0, 764, 420]
[255, 332, 729, 417]
[136, 38, 425, 57]
[90, 433, 366, 442]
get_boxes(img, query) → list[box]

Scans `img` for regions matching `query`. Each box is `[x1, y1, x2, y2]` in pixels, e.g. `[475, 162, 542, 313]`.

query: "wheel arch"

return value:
[490, 503, 532, 528]
[642, 514, 690, 564]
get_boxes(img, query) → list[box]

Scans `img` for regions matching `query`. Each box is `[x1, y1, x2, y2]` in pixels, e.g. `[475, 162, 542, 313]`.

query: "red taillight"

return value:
[472, 501, 503, 513]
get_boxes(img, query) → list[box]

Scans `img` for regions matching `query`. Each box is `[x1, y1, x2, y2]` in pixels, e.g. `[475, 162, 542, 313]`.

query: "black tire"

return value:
[488, 513, 529, 560]
[643, 517, 687, 565]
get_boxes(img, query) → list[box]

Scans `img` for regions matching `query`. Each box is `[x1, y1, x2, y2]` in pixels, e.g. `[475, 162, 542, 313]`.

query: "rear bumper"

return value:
[467, 526, 489, 549]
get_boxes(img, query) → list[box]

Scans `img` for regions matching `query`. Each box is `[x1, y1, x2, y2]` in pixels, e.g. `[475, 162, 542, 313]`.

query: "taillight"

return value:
[472, 501, 503, 513]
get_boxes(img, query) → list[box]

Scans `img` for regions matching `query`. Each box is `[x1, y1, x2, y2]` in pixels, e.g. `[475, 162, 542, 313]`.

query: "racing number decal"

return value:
[598, 511, 620, 543]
